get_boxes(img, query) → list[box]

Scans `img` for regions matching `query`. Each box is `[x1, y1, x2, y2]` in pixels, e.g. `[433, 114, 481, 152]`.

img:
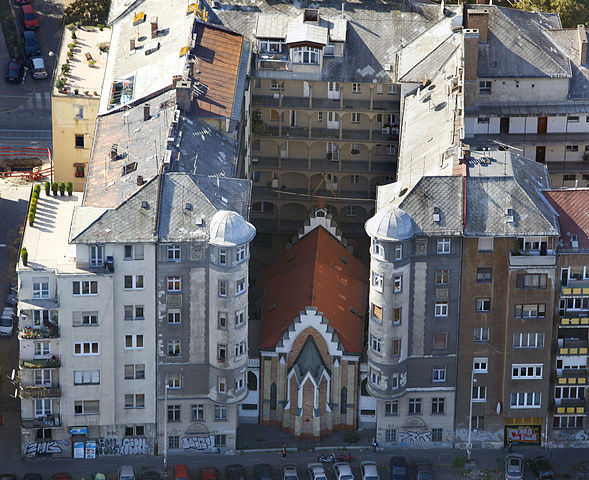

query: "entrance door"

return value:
[535, 146, 546, 164]
[500, 117, 510, 134]
[327, 112, 339, 130]
[328, 82, 340, 100]
[537, 116, 547, 133]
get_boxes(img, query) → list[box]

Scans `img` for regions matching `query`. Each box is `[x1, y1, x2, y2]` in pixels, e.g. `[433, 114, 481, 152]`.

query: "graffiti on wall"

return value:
[505, 426, 540, 444]
[181, 435, 216, 451]
[398, 431, 432, 443]
[24, 440, 69, 457]
[95, 437, 151, 456]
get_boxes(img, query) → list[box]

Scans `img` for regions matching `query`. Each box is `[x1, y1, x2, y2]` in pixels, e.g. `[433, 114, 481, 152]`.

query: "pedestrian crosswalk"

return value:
[25, 92, 52, 111]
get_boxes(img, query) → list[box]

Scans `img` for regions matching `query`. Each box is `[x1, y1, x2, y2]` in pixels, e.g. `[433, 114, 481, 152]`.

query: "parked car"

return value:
[5, 58, 24, 83]
[529, 456, 554, 480]
[333, 463, 354, 480]
[21, 4, 39, 30]
[0, 475, 17, 480]
[22, 30, 40, 56]
[226, 465, 246, 480]
[360, 462, 379, 480]
[281, 465, 298, 480]
[23, 475, 42, 480]
[0, 307, 14, 336]
[29, 56, 47, 79]
[172, 466, 189, 480]
[142, 472, 161, 480]
[389, 457, 409, 480]
[254, 465, 273, 480]
[51, 474, 72, 480]
[118, 466, 136, 480]
[307, 463, 327, 480]
[505, 454, 524, 480]
[198, 466, 217, 480]
[415, 461, 433, 480]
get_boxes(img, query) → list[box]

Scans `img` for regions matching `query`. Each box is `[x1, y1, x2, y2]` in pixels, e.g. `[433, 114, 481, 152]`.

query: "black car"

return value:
[5, 58, 24, 83]
[528, 456, 555, 480]
[22, 30, 40, 56]
[143, 473, 161, 480]
[254, 465, 273, 480]
[389, 457, 408, 480]
[226, 465, 247, 480]
[0, 475, 17, 480]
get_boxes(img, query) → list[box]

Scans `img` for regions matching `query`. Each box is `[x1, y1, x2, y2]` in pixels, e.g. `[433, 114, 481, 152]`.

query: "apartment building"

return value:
[463, 4, 589, 189]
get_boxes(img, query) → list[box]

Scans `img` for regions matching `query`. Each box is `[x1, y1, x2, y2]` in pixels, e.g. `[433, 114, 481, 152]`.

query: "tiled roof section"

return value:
[399, 176, 464, 236]
[212, 0, 455, 82]
[191, 22, 244, 119]
[157, 173, 251, 243]
[258, 227, 368, 353]
[71, 176, 159, 244]
[546, 28, 589, 99]
[543, 189, 589, 249]
[84, 90, 175, 208]
[477, 5, 570, 78]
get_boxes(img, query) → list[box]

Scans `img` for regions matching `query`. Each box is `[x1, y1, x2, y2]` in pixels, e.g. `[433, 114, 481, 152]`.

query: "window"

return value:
[74, 105, 84, 119]
[472, 385, 487, 402]
[394, 244, 402, 260]
[370, 334, 382, 354]
[124, 393, 145, 409]
[408, 398, 422, 415]
[215, 405, 227, 421]
[392, 339, 401, 357]
[568, 116, 580, 123]
[36, 428, 53, 440]
[270, 80, 283, 91]
[437, 238, 451, 254]
[124, 275, 144, 290]
[555, 386, 584, 399]
[432, 368, 446, 382]
[393, 307, 401, 325]
[476, 267, 492, 283]
[436, 269, 449, 285]
[215, 434, 227, 446]
[73, 311, 98, 326]
[477, 117, 490, 124]
[75, 165, 84, 177]
[218, 377, 227, 394]
[218, 311, 228, 329]
[553, 416, 583, 429]
[167, 245, 181, 261]
[375, 144, 383, 155]
[236, 277, 246, 295]
[346, 206, 356, 217]
[385, 401, 398, 416]
[167, 340, 181, 357]
[168, 436, 179, 449]
[371, 303, 382, 321]
[236, 246, 246, 263]
[478, 237, 493, 252]
[123, 305, 144, 321]
[167, 276, 181, 292]
[235, 310, 245, 327]
[515, 304, 545, 319]
[168, 376, 181, 389]
[125, 426, 144, 437]
[372, 272, 383, 292]
[74, 400, 99, 415]
[235, 374, 245, 392]
[473, 358, 488, 373]
[32, 310, 49, 326]
[512, 364, 543, 379]
[318, 112, 323, 122]
[32, 278, 50, 299]
[351, 112, 360, 123]
[435, 302, 448, 317]
[376, 84, 383, 95]
[510, 392, 541, 408]
[235, 341, 246, 358]
[386, 144, 396, 156]
[74, 342, 99, 356]
[352, 83, 361, 94]
[259, 39, 284, 53]
[167, 310, 181, 324]
[432, 428, 443, 442]
[432, 398, 445, 415]
[393, 275, 402, 293]
[387, 84, 397, 95]
[476, 298, 491, 313]
[75, 134, 85, 148]
[385, 429, 397, 443]
[124, 364, 145, 380]
[567, 145, 579, 152]
[89, 245, 104, 267]
[192, 404, 205, 421]
[472, 416, 485, 430]
[350, 175, 359, 184]
[34, 342, 50, 357]
[516, 274, 547, 289]
[124, 335, 143, 350]
[392, 374, 399, 389]
[513, 333, 544, 348]
[370, 369, 381, 386]
[291, 46, 320, 64]
[433, 332, 448, 349]
[123, 244, 144, 260]
[72, 280, 98, 296]
[34, 369, 51, 386]
[35, 399, 52, 417]
[372, 239, 384, 257]
[474, 327, 490, 342]
[219, 250, 227, 265]
[218, 280, 227, 297]
[479, 81, 491, 94]
[167, 405, 180, 422]
[74, 370, 100, 385]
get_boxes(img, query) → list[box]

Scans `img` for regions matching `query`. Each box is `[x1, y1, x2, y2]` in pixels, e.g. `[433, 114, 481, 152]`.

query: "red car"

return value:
[21, 4, 39, 30]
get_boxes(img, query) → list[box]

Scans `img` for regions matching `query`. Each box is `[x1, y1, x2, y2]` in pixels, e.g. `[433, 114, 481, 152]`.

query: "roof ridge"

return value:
[399, 35, 459, 82]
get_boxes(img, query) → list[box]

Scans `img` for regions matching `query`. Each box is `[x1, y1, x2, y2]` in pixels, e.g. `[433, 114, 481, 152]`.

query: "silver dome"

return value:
[365, 204, 414, 241]
[208, 210, 256, 246]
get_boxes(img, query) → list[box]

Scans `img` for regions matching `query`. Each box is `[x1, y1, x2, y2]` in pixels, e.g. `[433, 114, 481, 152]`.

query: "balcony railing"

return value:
[555, 398, 586, 414]
[256, 53, 291, 71]
[20, 385, 61, 399]
[562, 286, 589, 296]
[558, 339, 589, 356]
[508, 251, 556, 267]
[559, 316, 589, 327]
[19, 324, 59, 339]
[19, 357, 61, 369]
[21, 414, 61, 428]
[556, 368, 587, 385]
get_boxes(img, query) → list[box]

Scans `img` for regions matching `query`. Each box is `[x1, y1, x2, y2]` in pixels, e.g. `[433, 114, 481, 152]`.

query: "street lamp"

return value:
[467, 369, 476, 461]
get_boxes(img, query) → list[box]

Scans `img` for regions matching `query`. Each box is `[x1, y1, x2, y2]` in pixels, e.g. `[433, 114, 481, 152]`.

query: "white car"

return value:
[505, 454, 524, 480]
[360, 462, 379, 480]
[282, 465, 298, 480]
[334, 463, 354, 480]
[0, 307, 14, 336]
[308, 463, 327, 480]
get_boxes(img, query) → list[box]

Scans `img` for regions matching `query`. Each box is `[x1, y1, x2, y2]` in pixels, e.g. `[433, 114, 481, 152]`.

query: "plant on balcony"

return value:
[44, 181, 50, 196]
[52, 182, 58, 195]
[59, 182, 66, 196]
[351, 148, 359, 155]
[66, 182, 73, 196]
[21, 248, 28, 266]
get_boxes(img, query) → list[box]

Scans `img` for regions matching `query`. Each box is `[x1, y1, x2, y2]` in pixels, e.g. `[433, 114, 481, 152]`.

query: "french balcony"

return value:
[21, 414, 61, 429]
[559, 316, 589, 328]
[557, 339, 589, 356]
[508, 251, 556, 267]
[555, 398, 586, 415]
[556, 368, 587, 386]
[19, 324, 59, 339]
[20, 384, 61, 399]
[19, 357, 61, 369]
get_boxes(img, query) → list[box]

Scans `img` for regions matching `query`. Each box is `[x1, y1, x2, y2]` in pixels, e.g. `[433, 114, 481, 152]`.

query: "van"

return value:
[0, 307, 15, 337]
[172, 465, 189, 480]
[118, 466, 136, 480]
[29, 56, 48, 79]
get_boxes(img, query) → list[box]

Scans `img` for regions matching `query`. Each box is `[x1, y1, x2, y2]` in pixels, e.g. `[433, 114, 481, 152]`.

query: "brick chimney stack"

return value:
[463, 29, 480, 81]
[578, 24, 588, 66]
[176, 80, 192, 114]
[467, 8, 489, 42]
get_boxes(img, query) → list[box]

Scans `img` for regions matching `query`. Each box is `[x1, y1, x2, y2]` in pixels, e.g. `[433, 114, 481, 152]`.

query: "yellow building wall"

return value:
[51, 95, 99, 192]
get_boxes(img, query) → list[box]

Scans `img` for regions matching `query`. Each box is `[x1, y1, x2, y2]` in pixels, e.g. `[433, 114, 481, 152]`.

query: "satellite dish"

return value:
[496, 401, 502, 414]
[10, 369, 15, 381]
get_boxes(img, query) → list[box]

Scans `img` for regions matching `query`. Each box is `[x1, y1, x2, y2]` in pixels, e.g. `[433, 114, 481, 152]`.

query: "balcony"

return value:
[256, 53, 291, 71]
[555, 399, 586, 415]
[21, 414, 61, 429]
[562, 285, 589, 296]
[508, 251, 556, 267]
[559, 316, 589, 327]
[556, 368, 587, 385]
[19, 324, 59, 339]
[19, 357, 61, 369]
[20, 385, 61, 399]
[252, 95, 280, 107]
[558, 339, 589, 356]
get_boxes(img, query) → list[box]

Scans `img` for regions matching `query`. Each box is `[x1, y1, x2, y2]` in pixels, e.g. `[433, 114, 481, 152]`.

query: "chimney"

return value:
[137, 175, 144, 186]
[467, 8, 489, 42]
[110, 144, 118, 161]
[578, 24, 588, 65]
[463, 29, 480, 81]
[130, 38, 135, 51]
[176, 80, 192, 113]
[151, 17, 158, 38]
[143, 103, 150, 121]
[172, 75, 182, 88]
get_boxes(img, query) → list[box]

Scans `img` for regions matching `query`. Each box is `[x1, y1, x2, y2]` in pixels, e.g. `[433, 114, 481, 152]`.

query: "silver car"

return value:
[505, 454, 524, 480]
[307, 463, 327, 480]
[360, 462, 379, 480]
[334, 463, 354, 480]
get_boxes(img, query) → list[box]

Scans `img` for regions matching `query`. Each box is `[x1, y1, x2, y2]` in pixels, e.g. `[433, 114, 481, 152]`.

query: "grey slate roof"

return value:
[477, 5, 570, 79]
[546, 28, 589, 99]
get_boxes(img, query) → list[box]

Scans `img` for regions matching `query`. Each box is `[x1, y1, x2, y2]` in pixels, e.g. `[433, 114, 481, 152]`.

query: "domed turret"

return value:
[365, 203, 413, 241]
[208, 210, 256, 246]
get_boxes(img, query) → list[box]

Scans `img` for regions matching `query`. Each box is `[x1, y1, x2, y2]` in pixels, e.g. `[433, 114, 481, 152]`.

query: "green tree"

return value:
[65, 0, 112, 26]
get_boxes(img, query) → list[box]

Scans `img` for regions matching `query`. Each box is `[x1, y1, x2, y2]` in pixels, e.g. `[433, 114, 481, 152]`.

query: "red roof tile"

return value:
[543, 189, 589, 248]
[258, 227, 368, 353]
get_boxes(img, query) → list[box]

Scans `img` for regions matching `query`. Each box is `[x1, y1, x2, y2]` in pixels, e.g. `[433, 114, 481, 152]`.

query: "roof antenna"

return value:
[341, 2, 345, 18]
[441, 0, 445, 14]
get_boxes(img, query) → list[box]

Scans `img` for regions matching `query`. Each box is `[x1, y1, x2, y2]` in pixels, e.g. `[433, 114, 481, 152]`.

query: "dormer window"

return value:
[291, 46, 320, 64]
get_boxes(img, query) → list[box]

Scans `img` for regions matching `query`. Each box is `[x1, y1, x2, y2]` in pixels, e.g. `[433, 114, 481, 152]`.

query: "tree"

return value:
[65, 0, 111, 26]
[512, 0, 589, 27]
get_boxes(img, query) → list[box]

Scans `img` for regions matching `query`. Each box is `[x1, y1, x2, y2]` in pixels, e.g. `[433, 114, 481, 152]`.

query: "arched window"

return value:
[248, 371, 257, 391]
[361, 378, 369, 397]
[340, 387, 348, 415]
[270, 383, 277, 410]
